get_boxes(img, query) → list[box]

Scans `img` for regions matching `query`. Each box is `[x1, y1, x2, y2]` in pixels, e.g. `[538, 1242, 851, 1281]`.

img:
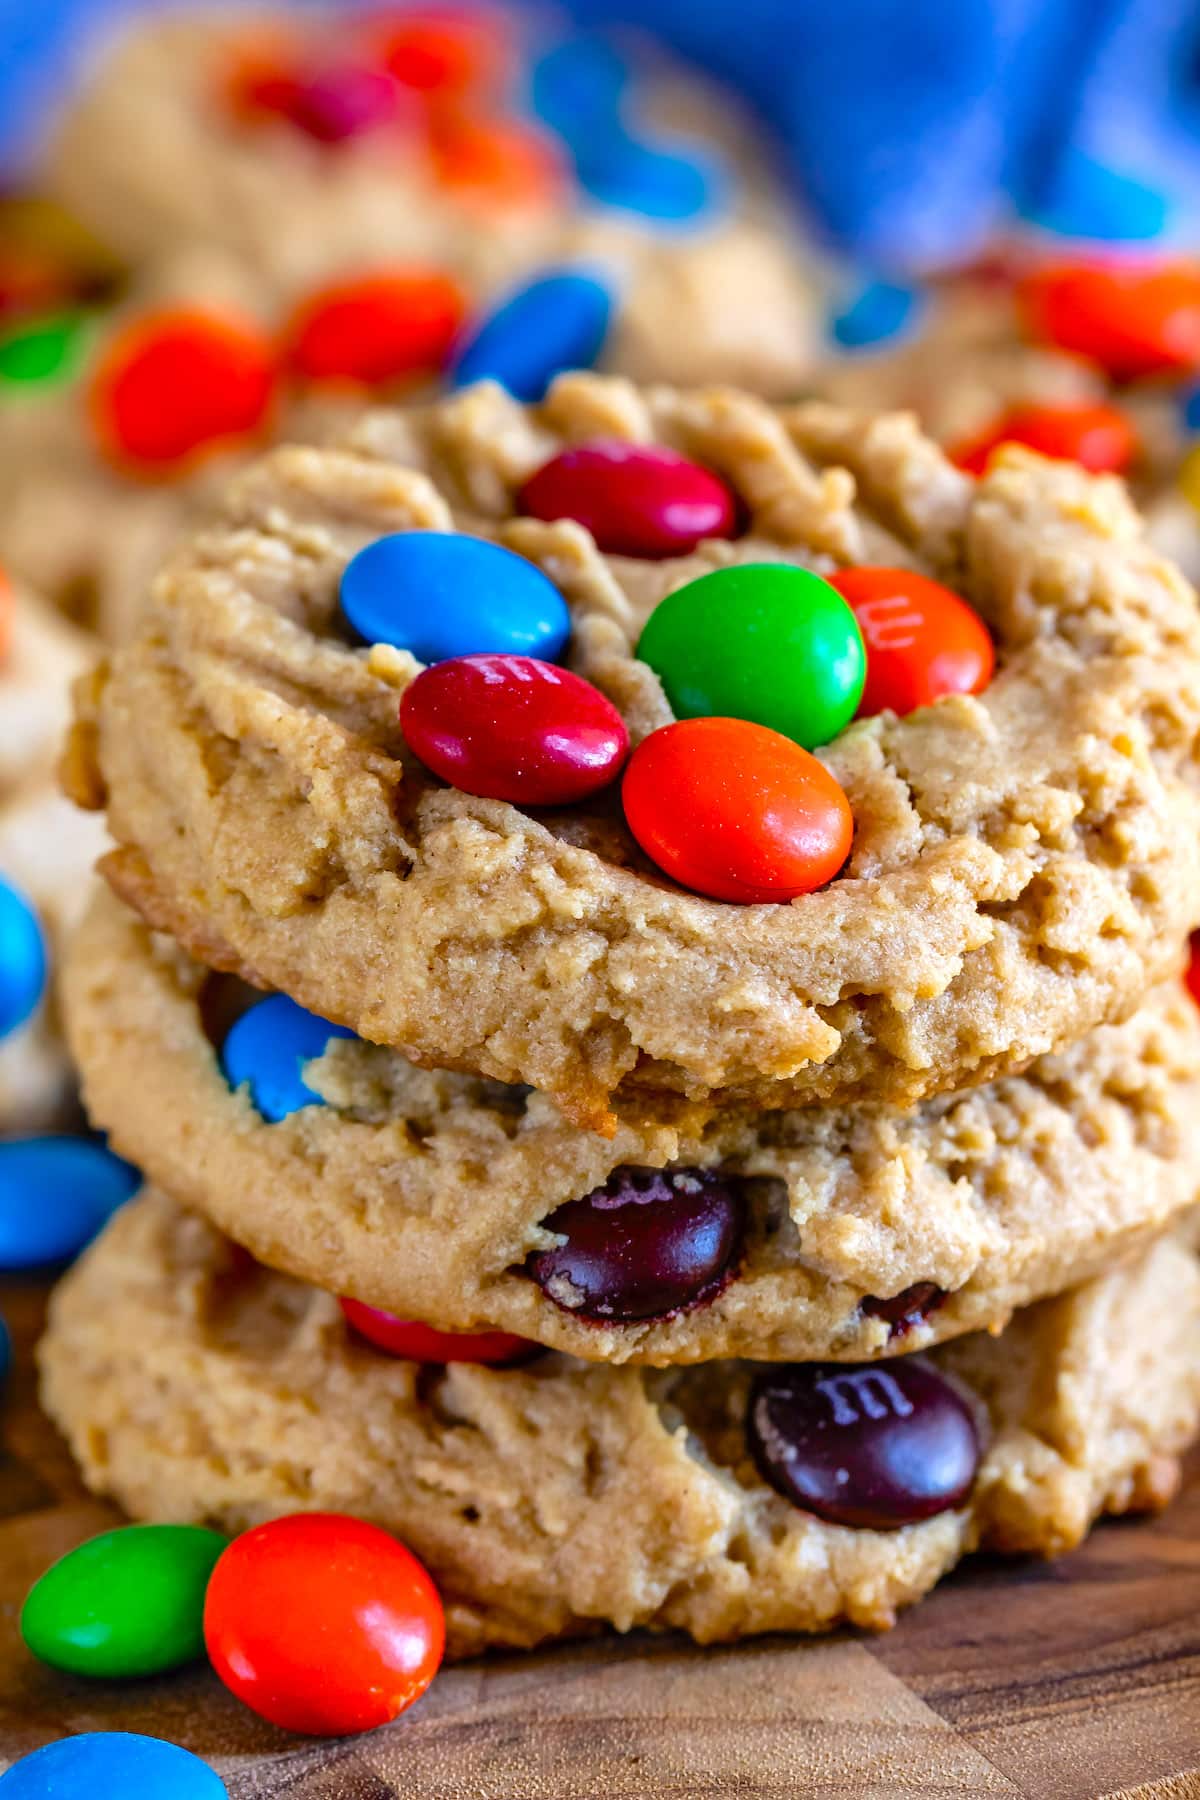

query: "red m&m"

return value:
[400, 654, 628, 804]
[623, 717, 852, 904]
[1020, 261, 1200, 381]
[828, 568, 994, 719]
[518, 441, 738, 559]
[377, 9, 505, 96]
[950, 402, 1136, 476]
[88, 306, 276, 472]
[340, 1297, 533, 1363]
[286, 269, 467, 386]
[204, 1513, 444, 1736]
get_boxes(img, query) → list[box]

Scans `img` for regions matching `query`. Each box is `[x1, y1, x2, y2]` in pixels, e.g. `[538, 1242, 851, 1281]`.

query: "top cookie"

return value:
[69, 377, 1200, 1125]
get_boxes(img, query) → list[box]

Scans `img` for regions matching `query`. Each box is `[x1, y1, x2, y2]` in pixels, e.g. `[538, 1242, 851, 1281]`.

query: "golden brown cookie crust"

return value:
[40, 1192, 1200, 1658]
[70, 378, 1200, 1123]
[63, 887, 1200, 1365]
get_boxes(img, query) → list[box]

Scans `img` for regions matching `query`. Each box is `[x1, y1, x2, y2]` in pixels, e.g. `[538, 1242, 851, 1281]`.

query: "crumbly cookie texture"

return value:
[64, 888, 1200, 1365]
[68, 377, 1200, 1125]
[40, 1190, 1200, 1658]
[43, 16, 817, 396]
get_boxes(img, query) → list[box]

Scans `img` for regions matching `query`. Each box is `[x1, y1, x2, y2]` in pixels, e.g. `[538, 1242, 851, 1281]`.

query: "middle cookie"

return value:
[64, 887, 1200, 1367]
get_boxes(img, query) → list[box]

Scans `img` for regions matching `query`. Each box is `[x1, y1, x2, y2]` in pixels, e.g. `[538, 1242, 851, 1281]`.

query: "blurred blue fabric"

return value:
[1, 0, 1196, 269]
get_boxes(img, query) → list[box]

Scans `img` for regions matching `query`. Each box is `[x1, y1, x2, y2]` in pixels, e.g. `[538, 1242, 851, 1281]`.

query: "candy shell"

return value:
[450, 270, 612, 401]
[340, 531, 569, 663]
[22, 1525, 228, 1679]
[220, 995, 355, 1123]
[0, 311, 89, 387]
[830, 278, 923, 350]
[0, 1138, 138, 1270]
[1020, 261, 1200, 381]
[401, 653, 628, 804]
[829, 567, 994, 718]
[283, 65, 399, 143]
[950, 401, 1136, 476]
[518, 440, 737, 559]
[286, 271, 466, 386]
[0, 1734, 226, 1799]
[340, 1300, 533, 1364]
[204, 1513, 444, 1735]
[573, 135, 721, 222]
[429, 114, 563, 209]
[0, 876, 47, 1041]
[636, 563, 865, 749]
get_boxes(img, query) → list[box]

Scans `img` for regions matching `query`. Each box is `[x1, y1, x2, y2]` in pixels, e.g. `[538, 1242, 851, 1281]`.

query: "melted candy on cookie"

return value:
[528, 1166, 746, 1323]
[828, 567, 994, 719]
[518, 440, 737, 559]
[748, 1357, 980, 1529]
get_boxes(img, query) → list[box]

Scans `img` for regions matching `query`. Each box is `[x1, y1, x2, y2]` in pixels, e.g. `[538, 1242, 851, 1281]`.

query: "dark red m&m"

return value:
[518, 441, 738, 559]
[527, 1166, 745, 1324]
[747, 1357, 981, 1530]
[400, 653, 628, 805]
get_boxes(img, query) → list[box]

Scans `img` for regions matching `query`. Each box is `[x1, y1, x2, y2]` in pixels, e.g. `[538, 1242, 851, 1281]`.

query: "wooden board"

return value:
[2, 1272, 1200, 1800]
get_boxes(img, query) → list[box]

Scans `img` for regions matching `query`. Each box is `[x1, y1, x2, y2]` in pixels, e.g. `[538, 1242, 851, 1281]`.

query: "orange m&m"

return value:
[1019, 261, 1200, 381]
[428, 112, 564, 208]
[949, 401, 1136, 476]
[89, 306, 276, 473]
[286, 269, 467, 386]
[376, 9, 505, 97]
[622, 717, 853, 905]
[828, 567, 994, 720]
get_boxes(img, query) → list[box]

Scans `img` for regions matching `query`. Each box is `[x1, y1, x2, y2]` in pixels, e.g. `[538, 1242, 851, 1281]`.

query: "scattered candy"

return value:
[450, 270, 612, 401]
[830, 277, 923, 350]
[0, 1138, 139, 1269]
[377, 9, 504, 96]
[401, 654, 628, 804]
[622, 717, 853, 904]
[341, 1299, 533, 1363]
[22, 1525, 228, 1680]
[0, 876, 47, 1040]
[1020, 261, 1200, 381]
[572, 135, 720, 222]
[204, 1513, 444, 1736]
[428, 113, 563, 208]
[286, 270, 466, 386]
[279, 65, 400, 143]
[89, 306, 276, 471]
[341, 531, 570, 663]
[220, 995, 355, 1123]
[747, 1356, 980, 1529]
[518, 440, 737, 559]
[861, 1282, 947, 1341]
[530, 33, 630, 151]
[1025, 150, 1170, 244]
[528, 1166, 745, 1323]
[0, 1733, 227, 1798]
[828, 567, 994, 718]
[636, 565, 865, 749]
[0, 312, 88, 387]
[949, 401, 1136, 476]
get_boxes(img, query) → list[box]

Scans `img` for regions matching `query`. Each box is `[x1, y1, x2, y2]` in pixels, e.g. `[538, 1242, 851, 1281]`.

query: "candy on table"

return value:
[636, 564, 866, 750]
[827, 567, 995, 718]
[949, 399, 1137, 475]
[528, 1166, 746, 1324]
[22, 1525, 228, 1679]
[400, 653, 629, 805]
[340, 530, 570, 662]
[622, 717, 854, 905]
[747, 1357, 981, 1530]
[0, 1137, 139, 1269]
[0, 1733, 227, 1798]
[0, 875, 47, 1042]
[1019, 260, 1200, 381]
[518, 439, 738, 558]
[219, 994, 355, 1123]
[449, 269, 613, 401]
[203, 1513, 444, 1735]
[340, 1299, 534, 1364]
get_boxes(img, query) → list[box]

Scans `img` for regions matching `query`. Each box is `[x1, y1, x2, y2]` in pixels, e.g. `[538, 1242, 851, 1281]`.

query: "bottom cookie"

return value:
[40, 1191, 1200, 1660]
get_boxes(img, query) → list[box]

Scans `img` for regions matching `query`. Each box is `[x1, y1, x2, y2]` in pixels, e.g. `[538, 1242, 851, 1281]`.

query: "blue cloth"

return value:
[0, 0, 1195, 268]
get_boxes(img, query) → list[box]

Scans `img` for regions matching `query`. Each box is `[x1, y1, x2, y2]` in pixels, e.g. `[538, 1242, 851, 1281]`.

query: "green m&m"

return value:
[21, 1523, 228, 1679]
[0, 312, 89, 388]
[636, 563, 866, 749]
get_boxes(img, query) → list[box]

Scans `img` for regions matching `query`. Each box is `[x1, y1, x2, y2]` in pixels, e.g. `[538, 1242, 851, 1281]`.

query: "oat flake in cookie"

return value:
[39, 1192, 1200, 1656]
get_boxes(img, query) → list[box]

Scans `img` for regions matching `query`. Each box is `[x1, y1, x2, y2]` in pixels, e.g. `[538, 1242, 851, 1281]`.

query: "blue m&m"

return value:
[0, 1734, 226, 1799]
[0, 1137, 140, 1270]
[451, 270, 612, 402]
[341, 531, 569, 664]
[220, 994, 355, 1122]
[0, 876, 47, 1041]
[831, 278, 924, 350]
[573, 137, 720, 223]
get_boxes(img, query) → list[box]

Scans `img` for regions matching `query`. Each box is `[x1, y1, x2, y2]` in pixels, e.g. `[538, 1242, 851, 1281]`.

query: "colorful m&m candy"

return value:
[623, 717, 852, 904]
[1020, 261, 1200, 381]
[0, 1137, 139, 1269]
[286, 270, 466, 385]
[401, 654, 628, 804]
[341, 1299, 533, 1363]
[204, 1513, 444, 1735]
[220, 995, 354, 1122]
[518, 441, 738, 558]
[950, 402, 1136, 477]
[340, 531, 570, 663]
[0, 875, 47, 1040]
[636, 564, 865, 750]
[828, 567, 994, 718]
[0, 1734, 227, 1799]
[450, 270, 612, 401]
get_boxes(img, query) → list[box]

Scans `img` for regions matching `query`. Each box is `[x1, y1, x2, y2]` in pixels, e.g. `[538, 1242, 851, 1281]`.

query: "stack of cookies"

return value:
[42, 372, 1200, 1653]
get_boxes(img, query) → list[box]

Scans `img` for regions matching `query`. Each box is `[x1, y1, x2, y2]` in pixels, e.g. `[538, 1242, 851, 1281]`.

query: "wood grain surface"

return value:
[1, 1274, 1198, 1800]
